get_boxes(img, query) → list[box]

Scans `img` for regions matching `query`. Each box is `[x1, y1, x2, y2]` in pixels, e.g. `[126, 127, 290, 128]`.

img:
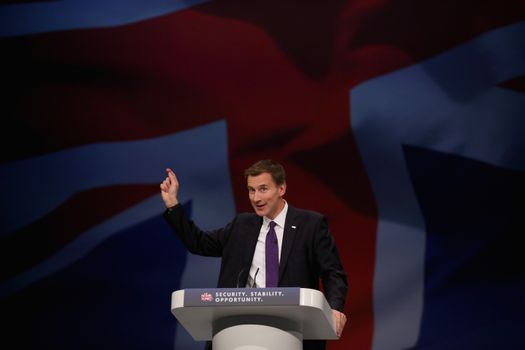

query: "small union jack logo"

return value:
[200, 292, 213, 302]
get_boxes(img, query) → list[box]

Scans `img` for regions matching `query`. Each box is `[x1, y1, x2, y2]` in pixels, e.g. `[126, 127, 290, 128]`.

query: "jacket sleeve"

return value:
[163, 204, 231, 257]
[313, 216, 348, 312]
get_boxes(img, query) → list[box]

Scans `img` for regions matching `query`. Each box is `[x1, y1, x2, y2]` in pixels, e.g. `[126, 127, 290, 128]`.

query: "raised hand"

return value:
[160, 168, 180, 208]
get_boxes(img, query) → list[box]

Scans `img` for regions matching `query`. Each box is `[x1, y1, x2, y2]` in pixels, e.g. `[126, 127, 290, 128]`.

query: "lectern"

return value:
[171, 287, 337, 350]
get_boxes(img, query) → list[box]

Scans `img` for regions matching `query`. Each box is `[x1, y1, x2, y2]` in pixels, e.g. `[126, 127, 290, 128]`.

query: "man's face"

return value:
[247, 172, 286, 219]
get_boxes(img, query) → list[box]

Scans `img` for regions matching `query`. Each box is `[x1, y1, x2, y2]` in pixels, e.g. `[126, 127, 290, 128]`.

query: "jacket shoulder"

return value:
[288, 206, 323, 218]
[234, 212, 261, 225]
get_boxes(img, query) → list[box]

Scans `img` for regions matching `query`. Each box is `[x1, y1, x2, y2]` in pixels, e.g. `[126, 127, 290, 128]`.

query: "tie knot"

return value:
[269, 221, 276, 229]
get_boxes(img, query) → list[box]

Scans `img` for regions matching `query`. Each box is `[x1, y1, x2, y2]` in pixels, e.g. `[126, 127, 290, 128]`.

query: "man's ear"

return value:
[279, 182, 287, 196]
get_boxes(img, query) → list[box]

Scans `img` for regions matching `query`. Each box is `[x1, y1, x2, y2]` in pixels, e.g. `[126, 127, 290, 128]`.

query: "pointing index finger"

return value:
[166, 168, 178, 182]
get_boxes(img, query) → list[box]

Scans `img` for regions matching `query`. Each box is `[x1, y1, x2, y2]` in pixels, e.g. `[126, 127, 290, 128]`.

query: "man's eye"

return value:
[260, 187, 268, 192]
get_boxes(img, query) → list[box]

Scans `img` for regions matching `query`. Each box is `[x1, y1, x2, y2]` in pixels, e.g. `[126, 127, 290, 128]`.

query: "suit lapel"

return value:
[244, 215, 263, 266]
[279, 206, 298, 280]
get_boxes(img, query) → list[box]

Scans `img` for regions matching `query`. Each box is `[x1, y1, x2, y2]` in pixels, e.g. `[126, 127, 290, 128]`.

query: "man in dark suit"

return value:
[160, 159, 348, 349]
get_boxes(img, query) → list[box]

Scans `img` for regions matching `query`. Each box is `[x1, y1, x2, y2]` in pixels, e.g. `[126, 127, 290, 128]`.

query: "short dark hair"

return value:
[244, 159, 286, 185]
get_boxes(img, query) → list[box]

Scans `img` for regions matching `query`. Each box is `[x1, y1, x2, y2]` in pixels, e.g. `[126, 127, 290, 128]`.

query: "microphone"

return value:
[251, 267, 260, 288]
[236, 266, 247, 288]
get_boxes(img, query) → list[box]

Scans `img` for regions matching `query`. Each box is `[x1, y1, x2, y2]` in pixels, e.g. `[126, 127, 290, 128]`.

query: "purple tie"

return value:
[265, 221, 279, 287]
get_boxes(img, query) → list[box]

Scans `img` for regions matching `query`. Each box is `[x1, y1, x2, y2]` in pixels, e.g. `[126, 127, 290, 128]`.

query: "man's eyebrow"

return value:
[248, 184, 269, 189]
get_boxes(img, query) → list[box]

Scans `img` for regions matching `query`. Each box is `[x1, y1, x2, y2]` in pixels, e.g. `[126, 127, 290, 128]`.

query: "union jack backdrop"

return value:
[1, 1, 524, 349]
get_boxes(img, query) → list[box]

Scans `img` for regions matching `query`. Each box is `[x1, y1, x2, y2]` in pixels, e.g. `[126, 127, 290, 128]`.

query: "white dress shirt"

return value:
[246, 201, 288, 288]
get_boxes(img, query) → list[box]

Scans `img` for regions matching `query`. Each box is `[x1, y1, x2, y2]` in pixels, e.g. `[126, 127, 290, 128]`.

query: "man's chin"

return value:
[254, 207, 267, 217]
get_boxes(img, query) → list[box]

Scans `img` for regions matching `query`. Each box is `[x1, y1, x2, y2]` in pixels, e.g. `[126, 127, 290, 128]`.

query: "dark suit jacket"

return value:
[164, 203, 348, 311]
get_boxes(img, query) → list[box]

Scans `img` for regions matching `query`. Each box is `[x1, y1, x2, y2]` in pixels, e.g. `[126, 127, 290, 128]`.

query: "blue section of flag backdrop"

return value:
[2, 211, 188, 349]
[405, 147, 525, 349]
[0, 0, 209, 37]
[405, 146, 525, 350]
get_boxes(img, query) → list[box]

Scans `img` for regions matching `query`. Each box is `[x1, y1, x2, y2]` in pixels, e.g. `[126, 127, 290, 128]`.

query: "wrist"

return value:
[165, 199, 179, 208]
[166, 203, 180, 213]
